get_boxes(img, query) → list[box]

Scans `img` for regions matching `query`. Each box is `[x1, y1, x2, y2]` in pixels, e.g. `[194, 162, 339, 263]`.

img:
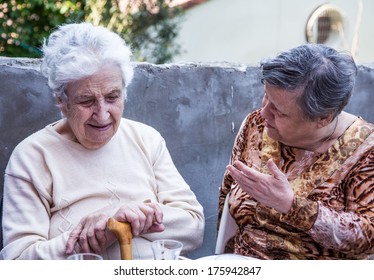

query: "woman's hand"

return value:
[65, 201, 165, 255]
[112, 201, 165, 236]
[226, 159, 294, 213]
[65, 205, 116, 255]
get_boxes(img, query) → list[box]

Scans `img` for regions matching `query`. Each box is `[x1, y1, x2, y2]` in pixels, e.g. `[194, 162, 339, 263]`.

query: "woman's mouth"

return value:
[265, 120, 274, 129]
[88, 123, 112, 131]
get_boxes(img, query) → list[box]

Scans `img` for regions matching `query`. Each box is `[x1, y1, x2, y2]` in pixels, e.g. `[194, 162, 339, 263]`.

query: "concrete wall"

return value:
[1, 57, 373, 258]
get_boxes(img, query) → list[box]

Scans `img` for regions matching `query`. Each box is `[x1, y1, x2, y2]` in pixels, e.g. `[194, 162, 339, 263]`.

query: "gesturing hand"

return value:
[226, 159, 294, 213]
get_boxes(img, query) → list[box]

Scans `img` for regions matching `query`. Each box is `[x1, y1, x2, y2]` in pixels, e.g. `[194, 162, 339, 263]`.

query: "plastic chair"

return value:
[215, 194, 238, 254]
[107, 218, 133, 260]
[0, 197, 3, 251]
[214, 196, 374, 259]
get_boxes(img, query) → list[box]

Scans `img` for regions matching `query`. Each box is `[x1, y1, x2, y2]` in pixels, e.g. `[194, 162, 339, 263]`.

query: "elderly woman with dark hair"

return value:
[218, 44, 374, 259]
[0, 22, 204, 260]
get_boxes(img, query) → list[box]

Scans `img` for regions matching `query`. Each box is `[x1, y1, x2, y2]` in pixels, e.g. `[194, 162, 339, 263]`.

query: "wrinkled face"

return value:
[260, 83, 320, 148]
[61, 66, 125, 150]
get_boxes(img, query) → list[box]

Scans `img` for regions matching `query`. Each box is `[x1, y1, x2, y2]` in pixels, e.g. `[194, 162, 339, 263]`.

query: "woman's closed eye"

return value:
[78, 99, 95, 107]
[275, 108, 287, 118]
[105, 95, 120, 103]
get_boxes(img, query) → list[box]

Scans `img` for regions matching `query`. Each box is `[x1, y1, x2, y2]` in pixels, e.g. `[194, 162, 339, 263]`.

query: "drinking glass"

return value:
[67, 253, 103, 260]
[151, 239, 183, 260]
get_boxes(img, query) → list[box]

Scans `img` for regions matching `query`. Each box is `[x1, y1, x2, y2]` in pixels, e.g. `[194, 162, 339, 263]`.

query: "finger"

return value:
[86, 224, 102, 254]
[113, 206, 138, 228]
[227, 163, 252, 183]
[78, 226, 91, 253]
[121, 208, 143, 236]
[144, 200, 163, 224]
[73, 242, 82, 254]
[65, 224, 83, 254]
[145, 202, 163, 224]
[95, 219, 109, 245]
[131, 205, 149, 235]
[152, 203, 163, 224]
[148, 223, 165, 233]
[139, 204, 156, 232]
[266, 159, 283, 179]
[66, 236, 78, 254]
[237, 161, 266, 184]
[226, 164, 244, 182]
[234, 160, 261, 175]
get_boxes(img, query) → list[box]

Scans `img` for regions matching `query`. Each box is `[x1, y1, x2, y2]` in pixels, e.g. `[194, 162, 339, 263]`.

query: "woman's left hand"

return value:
[227, 159, 294, 213]
[65, 206, 116, 255]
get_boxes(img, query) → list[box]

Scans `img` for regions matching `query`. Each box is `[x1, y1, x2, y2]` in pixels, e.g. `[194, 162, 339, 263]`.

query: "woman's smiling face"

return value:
[61, 65, 125, 150]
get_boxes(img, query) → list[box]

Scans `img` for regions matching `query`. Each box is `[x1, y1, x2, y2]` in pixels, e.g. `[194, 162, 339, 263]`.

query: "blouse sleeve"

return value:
[305, 148, 374, 256]
[275, 147, 374, 256]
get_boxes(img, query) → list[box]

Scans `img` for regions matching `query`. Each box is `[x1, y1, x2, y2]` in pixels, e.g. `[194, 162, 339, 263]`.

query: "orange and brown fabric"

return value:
[217, 110, 374, 259]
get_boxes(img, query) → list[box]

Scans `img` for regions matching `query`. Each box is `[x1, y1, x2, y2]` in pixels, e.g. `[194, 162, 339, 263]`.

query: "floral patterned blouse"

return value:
[218, 109, 374, 259]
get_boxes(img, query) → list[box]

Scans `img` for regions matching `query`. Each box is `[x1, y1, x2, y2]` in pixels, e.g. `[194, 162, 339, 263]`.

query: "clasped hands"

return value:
[226, 159, 294, 214]
[65, 200, 164, 255]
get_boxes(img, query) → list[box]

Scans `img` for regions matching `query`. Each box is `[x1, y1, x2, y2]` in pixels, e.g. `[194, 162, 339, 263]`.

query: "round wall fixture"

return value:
[306, 4, 345, 46]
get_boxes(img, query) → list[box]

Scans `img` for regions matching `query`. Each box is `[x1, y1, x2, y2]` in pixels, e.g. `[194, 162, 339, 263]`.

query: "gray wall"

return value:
[1, 57, 373, 258]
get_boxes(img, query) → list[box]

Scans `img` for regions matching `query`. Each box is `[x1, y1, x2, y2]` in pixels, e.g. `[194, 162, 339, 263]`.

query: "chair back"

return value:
[0, 197, 3, 250]
[215, 194, 238, 254]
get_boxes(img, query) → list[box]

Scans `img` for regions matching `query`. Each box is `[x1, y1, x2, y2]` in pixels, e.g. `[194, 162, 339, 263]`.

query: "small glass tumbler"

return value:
[67, 253, 103, 260]
[151, 239, 183, 260]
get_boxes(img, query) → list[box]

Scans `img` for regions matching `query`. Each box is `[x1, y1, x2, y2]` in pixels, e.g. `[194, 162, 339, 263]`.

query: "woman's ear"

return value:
[317, 113, 335, 128]
[56, 96, 67, 116]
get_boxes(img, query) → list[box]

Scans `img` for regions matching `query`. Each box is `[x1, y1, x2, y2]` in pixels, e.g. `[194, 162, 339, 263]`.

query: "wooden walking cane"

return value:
[107, 218, 133, 260]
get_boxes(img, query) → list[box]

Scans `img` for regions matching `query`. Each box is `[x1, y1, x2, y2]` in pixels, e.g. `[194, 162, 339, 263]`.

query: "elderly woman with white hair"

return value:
[0, 22, 204, 260]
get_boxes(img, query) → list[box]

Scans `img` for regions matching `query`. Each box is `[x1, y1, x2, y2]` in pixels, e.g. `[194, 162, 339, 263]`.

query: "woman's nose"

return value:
[260, 98, 270, 119]
[260, 98, 274, 120]
[93, 100, 110, 121]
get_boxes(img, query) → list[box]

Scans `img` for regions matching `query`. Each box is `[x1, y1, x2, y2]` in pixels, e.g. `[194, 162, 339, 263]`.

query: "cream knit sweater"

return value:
[1, 118, 204, 260]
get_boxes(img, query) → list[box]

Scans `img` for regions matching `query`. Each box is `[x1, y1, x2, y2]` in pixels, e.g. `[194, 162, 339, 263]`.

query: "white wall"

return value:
[174, 0, 374, 64]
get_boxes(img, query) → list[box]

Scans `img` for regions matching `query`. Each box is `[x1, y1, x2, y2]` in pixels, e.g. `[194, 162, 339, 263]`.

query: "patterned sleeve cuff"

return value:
[279, 196, 319, 231]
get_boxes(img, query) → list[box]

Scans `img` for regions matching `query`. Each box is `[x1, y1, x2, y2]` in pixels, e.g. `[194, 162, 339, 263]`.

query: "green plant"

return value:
[0, 0, 184, 63]
[0, 1, 85, 57]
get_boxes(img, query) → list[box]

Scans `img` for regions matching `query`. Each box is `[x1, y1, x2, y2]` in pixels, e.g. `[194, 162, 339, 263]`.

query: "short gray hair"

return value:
[41, 22, 134, 100]
[261, 44, 357, 120]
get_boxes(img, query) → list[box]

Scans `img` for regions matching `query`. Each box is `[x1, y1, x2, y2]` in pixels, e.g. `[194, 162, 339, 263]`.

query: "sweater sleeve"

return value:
[142, 138, 205, 253]
[1, 131, 74, 260]
[1, 174, 70, 260]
